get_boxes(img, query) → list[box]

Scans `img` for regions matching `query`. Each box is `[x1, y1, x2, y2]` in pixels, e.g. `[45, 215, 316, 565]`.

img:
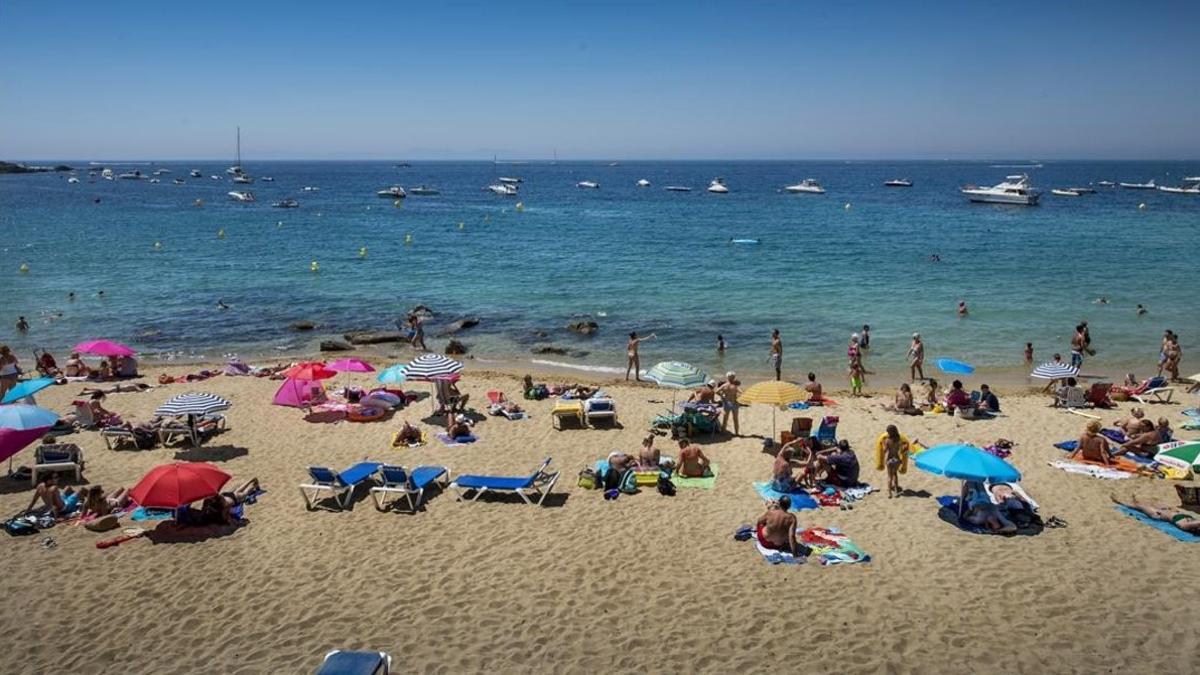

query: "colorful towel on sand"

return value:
[753, 482, 819, 510]
[673, 464, 718, 489]
[1048, 460, 1133, 479]
[1115, 505, 1200, 542]
[435, 432, 477, 447]
[756, 527, 871, 566]
[130, 507, 174, 521]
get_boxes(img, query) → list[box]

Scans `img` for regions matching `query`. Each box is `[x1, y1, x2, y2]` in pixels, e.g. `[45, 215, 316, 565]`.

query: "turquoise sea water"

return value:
[1, 160, 1196, 379]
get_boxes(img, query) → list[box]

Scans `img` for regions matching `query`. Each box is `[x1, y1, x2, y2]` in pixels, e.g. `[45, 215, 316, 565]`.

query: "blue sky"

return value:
[2, 1, 1197, 160]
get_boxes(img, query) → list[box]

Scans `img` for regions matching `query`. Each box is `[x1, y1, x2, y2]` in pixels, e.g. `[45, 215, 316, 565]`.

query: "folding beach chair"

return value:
[551, 400, 584, 430]
[369, 464, 450, 512]
[158, 414, 226, 447]
[448, 458, 560, 505]
[584, 397, 617, 428]
[32, 443, 84, 485]
[814, 416, 839, 447]
[1132, 377, 1175, 405]
[1085, 383, 1114, 408]
[315, 650, 392, 675]
[1053, 386, 1090, 409]
[299, 462, 382, 510]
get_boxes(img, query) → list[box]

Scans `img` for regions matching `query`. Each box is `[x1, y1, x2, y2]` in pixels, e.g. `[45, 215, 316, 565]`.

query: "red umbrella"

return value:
[284, 362, 337, 381]
[130, 462, 231, 509]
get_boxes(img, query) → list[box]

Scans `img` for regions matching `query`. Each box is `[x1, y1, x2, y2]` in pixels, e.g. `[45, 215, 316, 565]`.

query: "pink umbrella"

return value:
[74, 339, 136, 357]
[272, 379, 325, 408]
[326, 358, 375, 373]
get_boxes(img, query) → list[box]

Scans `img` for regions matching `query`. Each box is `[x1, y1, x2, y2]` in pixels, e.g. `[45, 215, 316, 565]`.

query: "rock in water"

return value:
[320, 340, 352, 352]
[438, 316, 480, 336]
[445, 339, 468, 355]
[567, 320, 599, 335]
[532, 345, 569, 355]
[290, 320, 316, 331]
[343, 331, 406, 345]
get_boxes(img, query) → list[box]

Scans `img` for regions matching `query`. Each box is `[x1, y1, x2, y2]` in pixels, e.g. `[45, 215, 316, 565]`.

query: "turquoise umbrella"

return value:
[915, 443, 1020, 482]
[645, 361, 709, 407]
[1, 377, 56, 404]
[376, 365, 407, 384]
[935, 358, 975, 375]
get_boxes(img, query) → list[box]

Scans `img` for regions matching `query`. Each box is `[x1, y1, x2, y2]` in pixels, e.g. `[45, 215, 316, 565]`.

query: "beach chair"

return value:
[315, 650, 392, 675]
[814, 416, 839, 446]
[1132, 377, 1175, 405]
[31, 443, 84, 485]
[1053, 386, 1090, 409]
[299, 462, 383, 510]
[369, 464, 450, 512]
[100, 426, 138, 450]
[158, 414, 226, 447]
[551, 400, 584, 430]
[584, 397, 617, 427]
[449, 458, 560, 505]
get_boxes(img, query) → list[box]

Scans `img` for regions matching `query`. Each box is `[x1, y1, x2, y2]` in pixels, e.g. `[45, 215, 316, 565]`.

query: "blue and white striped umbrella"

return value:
[402, 353, 463, 381]
[645, 361, 709, 389]
[155, 392, 232, 417]
[1030, 362, 1078, 380]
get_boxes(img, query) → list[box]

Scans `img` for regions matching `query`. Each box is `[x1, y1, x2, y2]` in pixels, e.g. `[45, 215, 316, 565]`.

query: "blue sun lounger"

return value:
[448, 458, 560, 505]
[369, 464, 450, 512]
[315, 649, 392, 674]
[299, 462, 382, 510]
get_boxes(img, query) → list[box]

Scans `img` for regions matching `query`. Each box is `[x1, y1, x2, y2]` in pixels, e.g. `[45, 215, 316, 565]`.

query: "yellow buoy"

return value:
[18, 263, 29, 274]
[404, 233, 413, 245]
[217, 229, 226, 239]
[358, 246, 368, 258]
[311, 261, 320, 273]
[515, 202, 524, 212]
[1138, 203, 1147, 210]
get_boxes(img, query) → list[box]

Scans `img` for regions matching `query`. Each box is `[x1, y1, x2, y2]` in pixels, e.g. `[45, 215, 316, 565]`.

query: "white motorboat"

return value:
[707, 178, 729, 193]
[189, 169, 202, 178]
[961, 174, 1040, 205]
[66, 176, 80, 184]
[1051, 188, 1082, 197]
[784, 179, 825, 194]
[486, 184, 518, 196]
[409, 186, 440, 196]
[577, 180, 600, 189]
[1068, 186, 1096, 193]
[272, 198, 299, 208]
[260, 176, 274, 182]
[664, 185, 692, 192]
[884, 178, 913, 187]
[636, 179, 651, 187]
[1158, 184, 1200, 194]
[153, 169, 170, 176]
[101, 168, 114, 180]
[498, 176, 522, 184]
[1119, 180, 1156, 189]
[1097, 180, 1116, 187]
[118, 170, 144, 180]
[228, 190, 255, 202]
[172, 178, 185, 185]
[210, 175, 222, 180]
[149, 178, 160, 184]
[376, 186, 406, 198]
[302, 186, 320, 192]
[232, 174, 253, 184]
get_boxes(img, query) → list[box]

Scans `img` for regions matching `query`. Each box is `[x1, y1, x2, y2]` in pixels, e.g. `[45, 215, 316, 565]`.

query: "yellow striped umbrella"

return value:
[739, 380, 807, 440]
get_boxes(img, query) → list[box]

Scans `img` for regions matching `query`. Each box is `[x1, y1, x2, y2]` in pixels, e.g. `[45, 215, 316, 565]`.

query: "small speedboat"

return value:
[376, 186, 406, 198]
[153, 169, 170, 176]
[101, 169, 114, 180]
[486, 184, 518, 196]
[302, 186, 320, 192]
[172, 178, 185, 185]
[664, 185, 692, 192]
[577, 180, 600, 189]
[1097, 180, 1116, 187]
[272, 198, 299, 208]
[260, 176, 275, 182]
[636, 179, 651, 187]
[1158, 184, 1200, 194]
[148, 178, 160, 184]
[1051, 188, 1082, 197]
[498, 176, 522, 184]
[1068, 186, 1096, 194]
[785, 179, 825, 194]
[210, 175, 222, 180]
[232, 174, 253, 184]
[66, 176, 80, 184]
[884, 178, 913, 187]
[1119, 180, 1156, 189]
[118, 170, 144, 180]
[707, 178, 728, 193]
[189, 169, 202, 178]
[409, 186, 440, 196]
[228, 190, 255, 203]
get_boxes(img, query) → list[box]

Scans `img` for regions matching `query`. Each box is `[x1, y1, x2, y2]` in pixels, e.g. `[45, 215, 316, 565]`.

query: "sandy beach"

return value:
[3, 359, 1198, 674]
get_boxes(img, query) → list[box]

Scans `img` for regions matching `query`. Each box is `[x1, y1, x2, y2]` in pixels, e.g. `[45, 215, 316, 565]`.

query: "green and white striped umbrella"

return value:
[1154, 441, 1200, 473]
[645, 361, 709, 389]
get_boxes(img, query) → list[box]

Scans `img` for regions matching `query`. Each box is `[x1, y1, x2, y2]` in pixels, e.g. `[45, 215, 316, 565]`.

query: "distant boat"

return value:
[260, 176, 275, 182]
[498, 177, 522, 184]
[664, 185, 692, 192]
[409, 186, 440, 196]
[376, 186, 406, 198]
[1051, 188, 1083, 197]
[226, 126, 251, 180]
[118, 170, 144, 180]
[607, 162, 619, 167]
[784, 179, 825, 194]
[232, 174, 253, 184]
[577, 180, 600, 189]
[189, 169, 202, 178]
[272, 198, 299, 208]
[1068, 186, 1096, 194]
[210, 175, 222, 181]
[172, 178, 185, 185]
[153, 169, 170, 176]
[101, 169, 114, 180]
[148, 178, 160, 184]
[228, 190, 255, 203]
[394, 162, 411, 168]
[1158, 184, 1200, 194]
[66, 176, 80, 184]
[1097, 180, 1116, 187]
[636, 179, 651, 187]
[302, 186, 320, 192]
[961, 174, 1040, 205]
[486, 184, 518, 196]
[707, 178, 729, 194]
[884, 178, 913, 187]
[1119, 180, 1156, 190]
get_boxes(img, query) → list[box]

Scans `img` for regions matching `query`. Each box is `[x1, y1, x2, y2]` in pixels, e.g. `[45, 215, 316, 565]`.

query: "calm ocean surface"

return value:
[2, 160, 1196, 379]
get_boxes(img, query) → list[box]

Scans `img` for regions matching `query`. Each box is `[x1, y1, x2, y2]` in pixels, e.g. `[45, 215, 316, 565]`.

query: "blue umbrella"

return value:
[376, 365, 407, 384]
[935, 358, 975, 375]
[0, 404, 60, 430]
[914, 443, 1020, 482]
[1, 377, 56, 404]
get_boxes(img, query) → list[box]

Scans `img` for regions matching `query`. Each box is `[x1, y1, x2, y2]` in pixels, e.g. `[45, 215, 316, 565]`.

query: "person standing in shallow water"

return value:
[908, 333, 925, 381]
[625, 331, 655, 381]
[770, 329, 782, 381]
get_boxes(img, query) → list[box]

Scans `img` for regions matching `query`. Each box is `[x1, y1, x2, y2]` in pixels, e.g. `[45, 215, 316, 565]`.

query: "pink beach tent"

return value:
[272, 379, 326, 408]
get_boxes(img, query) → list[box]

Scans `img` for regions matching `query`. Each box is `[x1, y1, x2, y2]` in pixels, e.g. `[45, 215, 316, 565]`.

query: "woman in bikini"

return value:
[1111, 494, 1200, 533]
[1071, 420, 1114, 465]
[624, 331, 655, 381]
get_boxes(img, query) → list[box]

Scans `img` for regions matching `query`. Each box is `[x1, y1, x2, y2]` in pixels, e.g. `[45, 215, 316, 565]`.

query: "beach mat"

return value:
[672, 464, 718, 489]
[935, 496, 1044, 536]
[436, 432, 477, 447]
[1115, 505, 1200, 542]
[753, 482, 819, 510]
[1048, 460, 1135, 479]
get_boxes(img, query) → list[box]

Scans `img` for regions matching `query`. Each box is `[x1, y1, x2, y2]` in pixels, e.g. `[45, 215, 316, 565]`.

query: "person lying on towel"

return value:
[756, 496, 802, 555]
[1111, 494, 1200, 534]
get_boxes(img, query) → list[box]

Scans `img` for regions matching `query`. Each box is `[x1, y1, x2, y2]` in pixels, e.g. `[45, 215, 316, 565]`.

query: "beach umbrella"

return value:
[155, 392, 232, 418]
[914, 443, 1021, 483]
[1154, 441, 1200, 474]
[376, 364, 407, 384]
[284, 362, 337, 381]
[401, 353, 463, 381]
[273, 378, 325, 409]
[935, 358, 975, 375]
[129, 462, 231, 509]
[1, 376, 56, 404]
[645, 361, 709, 406]
[739, 380, 807, 440]
[327, 358, 375, 373]
[73, 339, 135, 357]
[0, 404, 60, 466]
[1030, 362, 1079, 380]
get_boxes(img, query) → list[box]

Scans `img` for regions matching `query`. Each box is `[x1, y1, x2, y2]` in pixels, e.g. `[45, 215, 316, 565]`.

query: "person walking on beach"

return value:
[908, 333, 925, 381]
[1157, 330, 1175, 377]
[625, 331, 655, 381]
[0, 345, 19, 399]
[770, 329, 782, 381]
[717, 371, 742, 436]
[408, 314, 427, 351]
[876, 424, 910, 498]
[1070, 324, 1086, 369]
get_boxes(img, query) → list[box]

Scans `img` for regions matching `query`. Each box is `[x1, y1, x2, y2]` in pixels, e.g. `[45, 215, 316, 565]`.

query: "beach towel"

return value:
[802, 527, 871, 566]
[130, 507, 174, 522]
[436, 432, 477, 447]
[753, 482, 819, 510]
[754, 537, 806, 565]
[672, 464, 719, 489]
[1048, 460, 1132, 479]
[1115, 505, 1200, 542]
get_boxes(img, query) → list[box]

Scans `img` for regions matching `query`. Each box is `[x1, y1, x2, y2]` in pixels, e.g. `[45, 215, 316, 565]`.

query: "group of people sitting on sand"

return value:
[607, 436, 712, 479]
[1071, 416, 1174, 465]
[883, 380, 1000, 418]
[771, 437, 860, 493]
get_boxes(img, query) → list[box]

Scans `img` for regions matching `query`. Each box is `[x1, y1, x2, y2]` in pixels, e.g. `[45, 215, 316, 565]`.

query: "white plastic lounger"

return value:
[100, 426, 138, 450]
[448, 458, 560, 505]
[158, 414, 226, 447]
[584, 398, 618, 427]
[369, 465, 449, 512]
[1133, 387, 1174, 405]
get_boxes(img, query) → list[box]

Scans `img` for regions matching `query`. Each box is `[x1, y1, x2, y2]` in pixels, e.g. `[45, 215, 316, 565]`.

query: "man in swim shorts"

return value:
[756, 496, 800, 554]
[716, 372, 741, 436]
[770, 329, 782, 381]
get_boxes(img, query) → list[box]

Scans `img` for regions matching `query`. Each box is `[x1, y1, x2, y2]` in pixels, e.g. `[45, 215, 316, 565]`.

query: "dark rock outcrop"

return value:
[343, 331, 406, 345]
[445, 339, 468, 355]
[0, 161, 72, 174]
[320, 340, 352, 352]
[438, 316, 480, 336]
[290, 320, 316, 331]
[567, 320, 599, 335]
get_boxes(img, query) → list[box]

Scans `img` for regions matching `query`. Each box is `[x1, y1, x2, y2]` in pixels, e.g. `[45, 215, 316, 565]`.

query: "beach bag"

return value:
[133, 426, 157, 450]
[4, 517, 37, 537]
[657, 475, 676, 497]
[577, 468, 598, 490]
[619, 469, 639, 494]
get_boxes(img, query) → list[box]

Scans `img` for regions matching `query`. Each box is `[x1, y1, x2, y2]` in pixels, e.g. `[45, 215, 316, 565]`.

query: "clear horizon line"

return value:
[6, 157, 1200, 164]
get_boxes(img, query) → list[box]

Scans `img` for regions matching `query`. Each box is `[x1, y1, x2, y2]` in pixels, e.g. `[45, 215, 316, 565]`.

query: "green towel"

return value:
[673, 463, 719, 489]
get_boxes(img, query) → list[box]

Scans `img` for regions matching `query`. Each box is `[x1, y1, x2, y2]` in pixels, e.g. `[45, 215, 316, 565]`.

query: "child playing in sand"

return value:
[878, 425, 909, 498]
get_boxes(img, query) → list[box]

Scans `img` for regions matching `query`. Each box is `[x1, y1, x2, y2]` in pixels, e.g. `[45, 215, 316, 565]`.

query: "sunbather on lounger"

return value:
[24, 474, 80, 518]
[755, 496, 801, 555]
[1111, 494, 1200, 534]
[1071, 421, 1115, 465]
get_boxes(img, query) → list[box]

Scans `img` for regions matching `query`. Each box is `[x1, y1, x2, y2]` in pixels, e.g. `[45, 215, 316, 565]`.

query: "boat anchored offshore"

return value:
[272, 198, 299, 208]
[409, 186, 440, 195]
[1051, 188, 1083, 197]
[486, 183, 518, 196]
[1158, 177, 1200, 194]
[189, 169, 202, 178]
[498, 176, 522, 184]
[707, 178, 729, 193]
[228, 190, 255, 203]
[665, 185, 692, 192]
[376, 186, 406, 198]
[784, 179, 825, 194]
[884, 178, 913, 187]
[961, 174, 1040, 205]
[577, 180, 600, 189]
[636, 179, 651, 187]
[1119, 180, 1156, 190]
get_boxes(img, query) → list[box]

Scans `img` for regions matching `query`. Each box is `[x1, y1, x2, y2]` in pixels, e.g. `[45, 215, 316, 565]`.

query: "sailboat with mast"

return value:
[228, 127, 253, 184]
